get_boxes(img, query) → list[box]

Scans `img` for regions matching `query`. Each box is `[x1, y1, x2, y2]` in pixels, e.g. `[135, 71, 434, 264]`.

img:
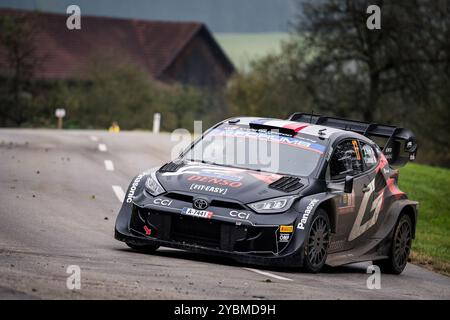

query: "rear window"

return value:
[360, 142, 378, 170]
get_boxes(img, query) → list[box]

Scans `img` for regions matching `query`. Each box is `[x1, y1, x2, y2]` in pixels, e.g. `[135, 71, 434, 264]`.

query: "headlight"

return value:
[248, 196, 298, 213]
[145, 171, 165, 196]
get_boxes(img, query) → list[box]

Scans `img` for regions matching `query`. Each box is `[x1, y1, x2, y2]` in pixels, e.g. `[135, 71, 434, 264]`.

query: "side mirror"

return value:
[344, 176, 354, 194]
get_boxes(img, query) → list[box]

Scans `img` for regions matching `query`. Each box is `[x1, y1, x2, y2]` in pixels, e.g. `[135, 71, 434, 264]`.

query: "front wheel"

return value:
[126, 242, 160, 253]
[302, 208, 330, 273]
[377, 214, 412, 274]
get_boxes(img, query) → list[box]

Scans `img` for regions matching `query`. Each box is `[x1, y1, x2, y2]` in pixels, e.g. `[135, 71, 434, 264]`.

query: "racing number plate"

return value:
[181, 207, 214, 219]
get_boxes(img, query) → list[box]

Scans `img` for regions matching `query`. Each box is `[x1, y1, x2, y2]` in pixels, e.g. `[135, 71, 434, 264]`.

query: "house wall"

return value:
[160, 30, 234, 87]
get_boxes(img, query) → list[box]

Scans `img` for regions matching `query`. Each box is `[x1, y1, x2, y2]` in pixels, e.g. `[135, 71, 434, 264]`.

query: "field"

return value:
[214, 33, 290, 71]
[399, 163, 450, 275]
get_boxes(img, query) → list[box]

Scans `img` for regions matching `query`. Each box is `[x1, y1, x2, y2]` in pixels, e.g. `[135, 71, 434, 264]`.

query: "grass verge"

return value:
[399, 163, 450, 276]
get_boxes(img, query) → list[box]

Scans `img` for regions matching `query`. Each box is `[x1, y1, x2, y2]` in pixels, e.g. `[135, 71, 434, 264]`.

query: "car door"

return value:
[327, 139, 372, 252]
[347, 141, 385, 241]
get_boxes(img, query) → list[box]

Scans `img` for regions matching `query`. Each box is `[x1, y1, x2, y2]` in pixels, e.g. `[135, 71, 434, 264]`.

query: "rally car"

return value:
[115, 113, 418, 273]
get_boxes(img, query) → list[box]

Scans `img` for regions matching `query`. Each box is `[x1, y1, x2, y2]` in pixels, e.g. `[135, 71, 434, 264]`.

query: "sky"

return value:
[0, 0, 301, 33]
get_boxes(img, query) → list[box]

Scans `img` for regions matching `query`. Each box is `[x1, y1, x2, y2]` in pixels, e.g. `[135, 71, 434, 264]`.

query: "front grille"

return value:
[165, 192, 193, 202]
[165, 192, 246, 210]
[210, 199, 246, 210]
[269, 176, 304, 192]
[171, 216, 221, 248]
[135, 207, 279, 253]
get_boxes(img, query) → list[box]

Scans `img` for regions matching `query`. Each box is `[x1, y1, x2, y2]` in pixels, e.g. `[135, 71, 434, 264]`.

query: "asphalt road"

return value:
[0, 129, 449, 300]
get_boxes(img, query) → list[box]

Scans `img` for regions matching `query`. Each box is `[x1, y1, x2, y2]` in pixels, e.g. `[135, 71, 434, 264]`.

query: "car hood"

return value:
[156, 162, 307, 203]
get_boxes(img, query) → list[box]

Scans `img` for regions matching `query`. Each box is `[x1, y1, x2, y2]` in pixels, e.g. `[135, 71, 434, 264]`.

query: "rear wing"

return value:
[288, 112, 417, 167]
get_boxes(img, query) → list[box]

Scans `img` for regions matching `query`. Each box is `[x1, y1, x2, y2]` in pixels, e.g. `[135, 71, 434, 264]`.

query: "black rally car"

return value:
[115, 113, 418, 273]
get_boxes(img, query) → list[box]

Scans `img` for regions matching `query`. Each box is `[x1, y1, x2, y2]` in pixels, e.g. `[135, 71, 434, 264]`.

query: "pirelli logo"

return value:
[280, 225, 294, 233]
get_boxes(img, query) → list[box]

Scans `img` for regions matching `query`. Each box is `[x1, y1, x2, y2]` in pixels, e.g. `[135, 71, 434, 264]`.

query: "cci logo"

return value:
[229, 210, 250, 220]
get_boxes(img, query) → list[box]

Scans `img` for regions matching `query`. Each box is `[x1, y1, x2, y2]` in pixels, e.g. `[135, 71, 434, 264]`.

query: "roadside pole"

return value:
[153, 113, 161, 134]
[55, 108, 66, 129]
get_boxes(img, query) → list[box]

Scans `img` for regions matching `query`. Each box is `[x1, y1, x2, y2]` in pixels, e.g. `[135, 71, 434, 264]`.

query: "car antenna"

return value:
[310, 110, 314, 124]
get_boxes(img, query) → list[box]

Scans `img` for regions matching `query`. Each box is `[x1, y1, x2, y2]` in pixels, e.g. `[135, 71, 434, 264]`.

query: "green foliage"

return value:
[226, 0, 450, 167]
[0, 13, 40, 126]
[0, 55, 222, 131]
[399, 163, 450, 264]
[0, 15, 225, 132]
[71, 59, 159, 129]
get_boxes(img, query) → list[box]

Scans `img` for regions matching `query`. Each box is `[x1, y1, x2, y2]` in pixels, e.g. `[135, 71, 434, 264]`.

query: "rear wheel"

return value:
[302, 208, 330, 273]
[377, 214, 412, 274]
[126, 242, 159, 253]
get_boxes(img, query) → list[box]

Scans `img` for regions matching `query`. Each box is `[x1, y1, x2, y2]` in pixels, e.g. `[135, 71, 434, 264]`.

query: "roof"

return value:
[227, 117, 348, 139]
[0, 9, 234, 80]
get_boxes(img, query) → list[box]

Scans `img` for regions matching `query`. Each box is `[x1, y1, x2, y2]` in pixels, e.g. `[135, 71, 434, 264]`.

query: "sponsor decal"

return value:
[249, 172, 282, 184]
[187, 175, 242, 188]
[229, 210, 251, 220]
[210, 127, 326, 154]
[297, 199, 319, 230]
[352, 140, 361, 160]
[198, 170, 243, 182]
[384, 147, 393, 160]
[161, 164, 244, 177]
[279, 233, 290, 242]
[280, 225, 293, 233]
[181, 207, 213, 219]
[348, 179, 384, 241]
[143, 225, 151, 236]
[189, 183, 228, 195]
[337, 191, 355, 214]
[153, 198, 173, 207]
[126, 173, 145, 203]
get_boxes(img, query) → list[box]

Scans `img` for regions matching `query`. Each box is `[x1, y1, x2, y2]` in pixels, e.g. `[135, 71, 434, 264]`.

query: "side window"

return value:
[360, 142, 378, 170]
[329, 140, 364, 180]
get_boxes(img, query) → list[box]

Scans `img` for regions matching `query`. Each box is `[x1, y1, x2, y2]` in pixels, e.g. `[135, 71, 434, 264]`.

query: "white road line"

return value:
[104, 160, 114, 171]
[112, 185, 125, 203]
[243, 268, 293, 281]
[98, 143, 107, 152]
[90, 135, 98, 142]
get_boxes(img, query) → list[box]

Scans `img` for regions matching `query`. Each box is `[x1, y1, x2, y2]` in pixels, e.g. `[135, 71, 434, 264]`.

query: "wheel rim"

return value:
[393, 219, 412, 269]
[307, 216, 330, 267]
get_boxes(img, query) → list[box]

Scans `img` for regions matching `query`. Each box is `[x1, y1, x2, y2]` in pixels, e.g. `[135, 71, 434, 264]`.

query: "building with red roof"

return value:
[0, 9, 235, 87]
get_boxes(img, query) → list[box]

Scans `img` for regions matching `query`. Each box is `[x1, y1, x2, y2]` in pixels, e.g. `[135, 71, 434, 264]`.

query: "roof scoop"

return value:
[159, 161, 185, 173]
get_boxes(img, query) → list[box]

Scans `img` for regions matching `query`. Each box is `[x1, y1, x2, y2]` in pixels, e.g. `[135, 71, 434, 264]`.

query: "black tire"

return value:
[377, 214, 412, 275]
[126, 242, 159, 253]
[302, 208, 331, 273]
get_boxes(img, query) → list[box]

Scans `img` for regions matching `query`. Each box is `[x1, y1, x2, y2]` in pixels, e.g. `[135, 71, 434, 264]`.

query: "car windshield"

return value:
[183, 124, 327, 177]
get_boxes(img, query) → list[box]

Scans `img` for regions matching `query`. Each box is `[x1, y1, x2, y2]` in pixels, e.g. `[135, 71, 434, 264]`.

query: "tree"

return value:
[227, 0, 450, 166]
[294, 0, 449, 123]
[0, 13, 41, 126]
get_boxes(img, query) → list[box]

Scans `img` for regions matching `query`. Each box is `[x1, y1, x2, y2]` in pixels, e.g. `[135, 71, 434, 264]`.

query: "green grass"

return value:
[399, 163, 450, 274]
[214, 33, 290, 71]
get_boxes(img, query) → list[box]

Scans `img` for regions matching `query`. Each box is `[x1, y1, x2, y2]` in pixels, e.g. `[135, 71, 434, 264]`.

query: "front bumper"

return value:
[114, 193, 306, 267]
